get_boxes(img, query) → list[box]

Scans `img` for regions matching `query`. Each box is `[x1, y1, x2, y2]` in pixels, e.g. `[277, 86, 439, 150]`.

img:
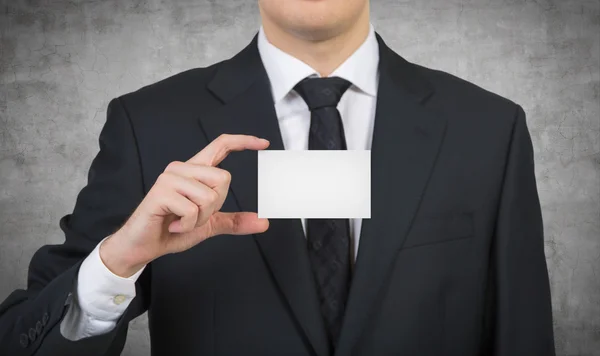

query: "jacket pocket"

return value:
[402, 211, 474, 249]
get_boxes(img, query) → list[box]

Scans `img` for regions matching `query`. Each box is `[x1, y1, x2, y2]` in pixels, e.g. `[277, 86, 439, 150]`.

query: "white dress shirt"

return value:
[60, 23, 380, 341]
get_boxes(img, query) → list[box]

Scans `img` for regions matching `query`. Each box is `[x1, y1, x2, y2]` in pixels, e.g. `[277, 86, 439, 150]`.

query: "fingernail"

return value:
[259, 138, 269, 144]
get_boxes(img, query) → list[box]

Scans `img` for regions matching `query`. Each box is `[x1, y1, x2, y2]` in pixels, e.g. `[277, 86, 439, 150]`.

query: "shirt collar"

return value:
[257, 23, 379, 104]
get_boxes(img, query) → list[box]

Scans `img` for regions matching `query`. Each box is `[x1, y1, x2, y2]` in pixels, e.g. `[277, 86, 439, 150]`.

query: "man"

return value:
[0, 0, 555, 355]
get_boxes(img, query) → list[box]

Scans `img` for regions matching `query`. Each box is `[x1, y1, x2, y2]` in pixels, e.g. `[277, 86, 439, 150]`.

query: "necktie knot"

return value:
[294, 76, 352, 111]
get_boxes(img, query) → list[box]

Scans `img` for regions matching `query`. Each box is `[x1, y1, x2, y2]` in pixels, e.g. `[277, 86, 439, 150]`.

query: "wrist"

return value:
[99, 233, 148, 278]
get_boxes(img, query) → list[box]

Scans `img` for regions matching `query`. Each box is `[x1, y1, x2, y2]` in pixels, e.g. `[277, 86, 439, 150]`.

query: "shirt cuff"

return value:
[60, 285, 121, 341]
[76, 235, 146, 321]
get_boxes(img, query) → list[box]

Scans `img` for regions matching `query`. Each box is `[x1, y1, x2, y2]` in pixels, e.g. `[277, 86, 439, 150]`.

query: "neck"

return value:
[260, 12, 370, 77]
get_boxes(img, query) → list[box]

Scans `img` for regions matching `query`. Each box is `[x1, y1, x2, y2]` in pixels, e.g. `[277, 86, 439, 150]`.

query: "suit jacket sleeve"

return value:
[0, 97, 151, 356]
[482, 105, 556, 355]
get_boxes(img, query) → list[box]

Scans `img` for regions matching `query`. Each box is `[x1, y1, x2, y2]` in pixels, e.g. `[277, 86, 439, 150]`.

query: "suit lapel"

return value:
[199, 35, 330, 356]
[334, 34, 449, 356]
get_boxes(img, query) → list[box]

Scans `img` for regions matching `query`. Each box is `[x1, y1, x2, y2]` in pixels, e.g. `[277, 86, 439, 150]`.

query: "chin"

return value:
[286, 16, 346, 40]
[260, 0, 364, 40]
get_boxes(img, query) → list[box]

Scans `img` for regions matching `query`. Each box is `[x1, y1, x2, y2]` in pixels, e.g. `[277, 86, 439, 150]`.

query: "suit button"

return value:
[35, 321, 43, 335]
[28, 328, 36, 342]
[330, 300, 339, 311]
[331, 260, 339, 271]
[41, 312, 49, 326]
[19, 333, 29, 348]
[311, 240, 322, 251]
[328, 220, 337, 230]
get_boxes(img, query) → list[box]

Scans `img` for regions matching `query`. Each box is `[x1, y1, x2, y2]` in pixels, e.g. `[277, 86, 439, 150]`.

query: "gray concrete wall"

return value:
[1, 0, 598, 355]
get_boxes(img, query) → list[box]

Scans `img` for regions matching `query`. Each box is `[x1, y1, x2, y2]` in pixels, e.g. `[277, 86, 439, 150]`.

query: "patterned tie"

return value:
[294, 76, 353, 352]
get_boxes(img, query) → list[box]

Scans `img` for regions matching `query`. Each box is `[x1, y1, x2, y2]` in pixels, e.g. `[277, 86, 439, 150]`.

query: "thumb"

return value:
[209, 212, 269, 236]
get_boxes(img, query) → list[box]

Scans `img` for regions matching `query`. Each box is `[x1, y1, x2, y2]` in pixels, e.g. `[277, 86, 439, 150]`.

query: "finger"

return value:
[188, 134, 269, 167]
[164, 162, 231, 211]
[209, 212, 269, 236]
[161, 191, 199, 233]
[164, 162, 228, 189]
[163, 173, 219, 223]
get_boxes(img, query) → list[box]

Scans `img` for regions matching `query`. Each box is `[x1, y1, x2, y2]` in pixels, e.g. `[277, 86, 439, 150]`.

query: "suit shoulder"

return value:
[116, 61, 222, 109]
[410, 63, 526, 151]
[414, 63, 521, 117]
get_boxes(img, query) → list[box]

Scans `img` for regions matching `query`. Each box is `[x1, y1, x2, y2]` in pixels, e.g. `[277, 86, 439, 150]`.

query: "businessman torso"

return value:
[108, 31, 550, 355]
[1, 31, 553, 356]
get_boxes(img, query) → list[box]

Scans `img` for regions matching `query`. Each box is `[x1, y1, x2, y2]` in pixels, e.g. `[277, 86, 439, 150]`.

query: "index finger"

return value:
[188, 134, 270, 166]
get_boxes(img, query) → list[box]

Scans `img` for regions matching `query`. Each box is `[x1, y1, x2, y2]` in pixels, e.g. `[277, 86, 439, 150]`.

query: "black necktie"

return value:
[294, 76, 353, 352]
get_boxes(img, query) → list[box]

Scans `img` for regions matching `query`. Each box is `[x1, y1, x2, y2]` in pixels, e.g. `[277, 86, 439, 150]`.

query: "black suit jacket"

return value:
[0, 32, 555, 356]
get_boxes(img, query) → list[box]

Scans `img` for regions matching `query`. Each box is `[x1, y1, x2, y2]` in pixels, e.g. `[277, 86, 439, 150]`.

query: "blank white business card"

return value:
[257, 150, 371, 219]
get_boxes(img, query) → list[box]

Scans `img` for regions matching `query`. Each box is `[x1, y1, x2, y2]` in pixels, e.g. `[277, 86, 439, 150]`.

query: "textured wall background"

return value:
[1, 0, 598, 355]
